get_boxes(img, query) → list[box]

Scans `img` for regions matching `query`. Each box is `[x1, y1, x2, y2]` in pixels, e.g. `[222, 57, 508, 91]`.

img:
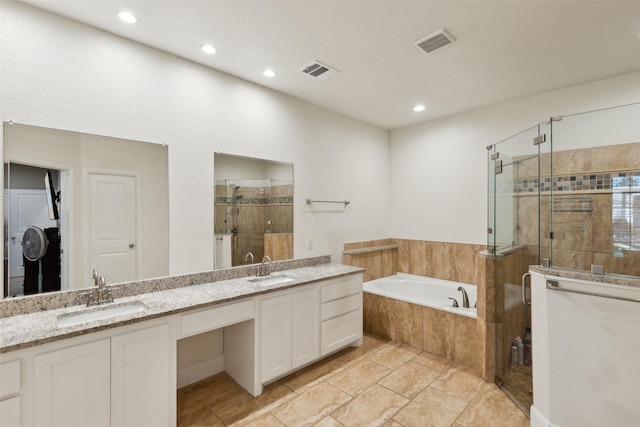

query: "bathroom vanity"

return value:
[0, 262, 363, 427]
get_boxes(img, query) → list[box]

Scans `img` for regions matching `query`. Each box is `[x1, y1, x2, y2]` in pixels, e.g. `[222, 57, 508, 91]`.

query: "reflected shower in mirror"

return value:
[214, 153, 293, 268]
[3, 122, 169, 298]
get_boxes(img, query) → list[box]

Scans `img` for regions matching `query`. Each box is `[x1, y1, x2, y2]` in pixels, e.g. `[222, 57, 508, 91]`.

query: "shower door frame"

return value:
[488, 121, 551, 415]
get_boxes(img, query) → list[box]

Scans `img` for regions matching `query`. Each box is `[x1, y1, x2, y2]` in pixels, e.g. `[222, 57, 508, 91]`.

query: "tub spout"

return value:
[457, 286, 470, 308]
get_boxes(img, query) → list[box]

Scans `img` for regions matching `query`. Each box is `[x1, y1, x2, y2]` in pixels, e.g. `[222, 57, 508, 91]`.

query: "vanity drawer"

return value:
[321, 293, 361, 321]
[0, 360, 21, 398]
[320, 275, 362, 302]
[320, 309, 362, 356]
[179, 299, 254, 338]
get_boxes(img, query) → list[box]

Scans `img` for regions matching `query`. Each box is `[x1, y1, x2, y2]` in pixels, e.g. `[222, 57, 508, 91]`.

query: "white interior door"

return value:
[87, 172, 138, 284]
[8, 189, 56, 278]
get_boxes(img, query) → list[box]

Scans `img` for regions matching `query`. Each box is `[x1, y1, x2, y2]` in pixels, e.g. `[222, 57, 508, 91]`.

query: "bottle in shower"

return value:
[516, 336, 524, 365]
[524, 327, 532, 366]
[510, 345, 518, 369]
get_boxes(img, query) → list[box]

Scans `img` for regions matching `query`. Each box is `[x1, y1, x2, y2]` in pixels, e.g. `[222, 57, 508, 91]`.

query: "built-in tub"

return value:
[363, 273, 477, 319]
[363, 273, 480, 371]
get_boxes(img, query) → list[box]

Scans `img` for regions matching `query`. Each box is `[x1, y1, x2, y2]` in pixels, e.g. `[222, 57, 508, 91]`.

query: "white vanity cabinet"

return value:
[110, 322, 173, 427]
[34, 338, 111, 427]
[1, 360, 23, 427]
[320, 275, 363, 355]
[260, 285, 320, 383]
[1, 317, 175, 427]
[259, 273, 363, 385]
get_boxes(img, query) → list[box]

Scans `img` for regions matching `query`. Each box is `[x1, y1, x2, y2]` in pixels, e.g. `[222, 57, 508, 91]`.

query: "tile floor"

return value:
[177, 333, 529, 427]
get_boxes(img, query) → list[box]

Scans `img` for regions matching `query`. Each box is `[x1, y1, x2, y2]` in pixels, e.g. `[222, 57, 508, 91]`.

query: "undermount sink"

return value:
[249, 275, 295, 287]
[57, 301, 147, 328]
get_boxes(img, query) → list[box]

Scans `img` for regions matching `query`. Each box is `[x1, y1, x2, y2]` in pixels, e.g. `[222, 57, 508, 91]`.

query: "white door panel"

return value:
[8, 189, 56, 277]
[88, 173, 138, 284]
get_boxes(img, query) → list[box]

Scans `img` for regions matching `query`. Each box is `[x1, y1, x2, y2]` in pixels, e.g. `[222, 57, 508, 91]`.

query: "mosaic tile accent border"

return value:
[513, 170, 640, 193]
[215, 196, 294, 205]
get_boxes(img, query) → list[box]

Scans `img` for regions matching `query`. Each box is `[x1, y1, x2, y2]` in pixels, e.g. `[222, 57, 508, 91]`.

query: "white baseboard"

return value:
[530, 405, 562, 427]
[177, 354, 225, 389]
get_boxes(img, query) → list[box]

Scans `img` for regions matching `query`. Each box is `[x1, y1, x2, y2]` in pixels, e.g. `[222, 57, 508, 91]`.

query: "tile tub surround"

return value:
[177, 333, 529, 427]
[343, 239, 486, 286]
[344, 239, 494, 381]
[363, 292, 480, 374]
[0, 256, 331, 318]
[0, 260, 363, 353]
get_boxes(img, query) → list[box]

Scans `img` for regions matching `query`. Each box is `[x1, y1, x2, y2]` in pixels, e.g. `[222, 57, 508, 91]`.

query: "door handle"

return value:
[129, 243, 135, 249]
[521, 272, 531, 306]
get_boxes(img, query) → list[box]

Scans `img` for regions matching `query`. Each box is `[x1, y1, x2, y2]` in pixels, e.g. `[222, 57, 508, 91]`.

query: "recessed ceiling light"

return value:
[201, 44, 217, 55]
[263, 69, 276, 78]
[413, 104, 426, 112]
[117, 11, 138, 24]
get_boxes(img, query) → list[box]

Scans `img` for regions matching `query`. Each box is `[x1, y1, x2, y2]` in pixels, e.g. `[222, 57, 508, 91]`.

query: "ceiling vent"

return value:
[300, 61, 339, 80]
[413, 28, 456, 54]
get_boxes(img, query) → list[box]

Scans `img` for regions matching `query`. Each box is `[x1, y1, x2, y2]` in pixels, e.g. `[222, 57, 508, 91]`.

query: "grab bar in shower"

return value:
[306, 199, 351, 206]
[546, 279, 640, 304]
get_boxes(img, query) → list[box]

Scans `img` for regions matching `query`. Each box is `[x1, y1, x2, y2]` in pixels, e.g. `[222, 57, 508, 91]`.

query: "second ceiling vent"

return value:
[413, 28, 456, 54]
[301, 61, 339, 80]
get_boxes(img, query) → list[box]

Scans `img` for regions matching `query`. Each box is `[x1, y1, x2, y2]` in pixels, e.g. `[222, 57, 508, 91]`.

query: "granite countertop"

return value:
[530, 265, 640, 288]
[0, 263, 363, 354]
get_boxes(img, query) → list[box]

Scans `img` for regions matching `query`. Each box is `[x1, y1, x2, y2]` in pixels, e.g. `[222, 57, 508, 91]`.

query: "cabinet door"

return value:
[291, 287, 319, 369]
[260, 294, 292, 382]
[0, 396, 21, 427]
[111, 322, 172, 427]
[34, 339, 111, 427]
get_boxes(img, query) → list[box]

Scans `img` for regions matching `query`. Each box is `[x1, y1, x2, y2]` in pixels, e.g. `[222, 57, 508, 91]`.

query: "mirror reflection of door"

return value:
[86, 171, 139, 285]
[4, 163, 63, 297]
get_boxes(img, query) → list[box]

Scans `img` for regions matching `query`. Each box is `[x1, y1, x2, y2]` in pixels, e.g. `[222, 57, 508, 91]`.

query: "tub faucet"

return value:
[457, 286, 470, 308]
[244, 252, 254, 264]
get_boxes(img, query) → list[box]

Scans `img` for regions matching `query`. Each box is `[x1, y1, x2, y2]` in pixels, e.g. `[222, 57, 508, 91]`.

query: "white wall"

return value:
[0, 2, 390, 275]
[389, 71, 640, 244]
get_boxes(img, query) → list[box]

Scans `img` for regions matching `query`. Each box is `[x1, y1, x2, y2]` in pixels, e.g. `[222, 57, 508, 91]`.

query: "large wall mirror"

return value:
[214, 153, 293, 268]
[3, 122, 169, 298]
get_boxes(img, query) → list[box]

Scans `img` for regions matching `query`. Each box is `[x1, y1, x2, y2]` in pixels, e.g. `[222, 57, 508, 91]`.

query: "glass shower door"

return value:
[488, 121, 550, 414]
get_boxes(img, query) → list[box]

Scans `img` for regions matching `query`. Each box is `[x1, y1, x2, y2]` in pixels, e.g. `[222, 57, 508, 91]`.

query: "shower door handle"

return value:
[521, 272, 531, 306]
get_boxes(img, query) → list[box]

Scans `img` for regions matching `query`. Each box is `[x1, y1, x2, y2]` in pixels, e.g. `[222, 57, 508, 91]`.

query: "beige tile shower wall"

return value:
[516, 141, 640, 277]
[266, 204, 293, 234]
[232, 204, 266, 266]
[264, 233, 293, 261]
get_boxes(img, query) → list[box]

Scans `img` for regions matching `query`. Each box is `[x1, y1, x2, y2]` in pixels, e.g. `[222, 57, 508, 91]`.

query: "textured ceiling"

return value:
[20, 0, 640, 129]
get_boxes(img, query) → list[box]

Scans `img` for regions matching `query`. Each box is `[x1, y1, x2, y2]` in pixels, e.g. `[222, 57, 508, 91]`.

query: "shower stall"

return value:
[214, 179, 293, 267]
[487, 102, 640, 414]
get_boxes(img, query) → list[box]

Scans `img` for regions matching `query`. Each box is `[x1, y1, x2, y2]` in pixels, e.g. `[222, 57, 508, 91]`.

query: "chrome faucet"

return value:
[457, 286, 470, 308]
[84, 269, 114, 307]
[258, 255, 271, 277]
[244, 252, 254, 264]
